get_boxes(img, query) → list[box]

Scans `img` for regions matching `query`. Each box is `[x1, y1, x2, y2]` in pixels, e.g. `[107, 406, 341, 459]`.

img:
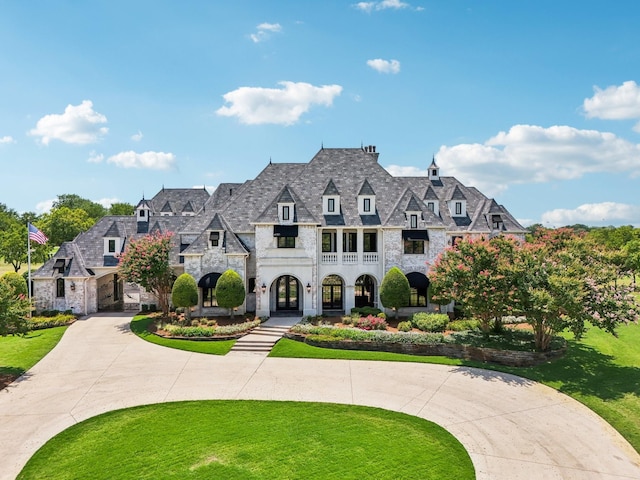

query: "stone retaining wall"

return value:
[284, 333, 566, 367]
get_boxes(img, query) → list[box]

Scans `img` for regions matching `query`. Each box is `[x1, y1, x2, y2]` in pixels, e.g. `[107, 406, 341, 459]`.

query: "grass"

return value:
[0, 326, 67, 383]
[0, 261, 42, 276]
[17, 400, 474, 480]
[271, 323, 640, 453]
[130, 315, 235, 355]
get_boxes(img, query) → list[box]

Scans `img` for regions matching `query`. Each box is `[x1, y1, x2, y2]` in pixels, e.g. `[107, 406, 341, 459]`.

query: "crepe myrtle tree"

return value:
[379, 266, 410, 319]
[118, 231, 175, 317]
[0, 276, 30, 336]
[215, 269, 245, 319]
[171, 273, 198, 322]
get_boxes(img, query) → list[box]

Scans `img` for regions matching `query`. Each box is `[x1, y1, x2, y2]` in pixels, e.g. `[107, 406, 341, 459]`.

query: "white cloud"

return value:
[367, 58, 401, 74]
[354, 0, 411, 12]
[35, 198, 56, 214]
[541, 202, 640, 227]
[384, 165, 428, 177]
[131, 130, 143, 141]
[216, 81, 343, 125]
[106, 151, 176, 170]
[583, 81, 640, 121]
[87, 151, 104, 163]
[29, 100, 108, 145]
[433, 124, 640, 196]
[250, 22, 282, 43]
[95, 197, 121, 209]
[0, 136, 15, 144]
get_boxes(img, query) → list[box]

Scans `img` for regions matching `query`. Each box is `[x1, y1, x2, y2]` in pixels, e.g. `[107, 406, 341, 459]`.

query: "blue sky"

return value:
[2, 0, 640, 227]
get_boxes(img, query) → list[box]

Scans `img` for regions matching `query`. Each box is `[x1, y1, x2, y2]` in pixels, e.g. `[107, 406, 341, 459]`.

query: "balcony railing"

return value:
[320, 252, 379, 264]
[363, 253, 379, 263]
[321, 253, 338, 264]
[342, 253, 357, 264]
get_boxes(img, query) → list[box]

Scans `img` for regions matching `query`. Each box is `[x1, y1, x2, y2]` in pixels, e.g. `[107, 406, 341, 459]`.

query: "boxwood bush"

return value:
[411, 313, 449, 332]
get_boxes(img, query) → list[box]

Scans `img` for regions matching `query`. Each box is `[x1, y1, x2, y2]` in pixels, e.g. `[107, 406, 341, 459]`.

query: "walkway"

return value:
[1, 313, 639, 480]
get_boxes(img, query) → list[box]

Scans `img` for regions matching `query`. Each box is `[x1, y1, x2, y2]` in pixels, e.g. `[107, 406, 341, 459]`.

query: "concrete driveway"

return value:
[1, 312, 639, 480]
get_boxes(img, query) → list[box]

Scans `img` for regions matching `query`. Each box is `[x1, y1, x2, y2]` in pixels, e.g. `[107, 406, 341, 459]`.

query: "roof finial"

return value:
[361, 140, 364, 151]
[321, 141, 324, 150]
[269, 156, 272, 165]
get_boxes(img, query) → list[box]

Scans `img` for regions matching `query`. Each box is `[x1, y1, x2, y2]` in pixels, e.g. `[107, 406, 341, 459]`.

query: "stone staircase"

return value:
[228, 317, 301, 356]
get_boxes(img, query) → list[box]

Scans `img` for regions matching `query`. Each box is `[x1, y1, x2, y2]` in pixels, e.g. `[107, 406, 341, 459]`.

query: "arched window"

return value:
[406, 272, 429, 307]
[198, 272, 221, 307]
[322, 275, 343, 310]
[355, 275, 375, 308]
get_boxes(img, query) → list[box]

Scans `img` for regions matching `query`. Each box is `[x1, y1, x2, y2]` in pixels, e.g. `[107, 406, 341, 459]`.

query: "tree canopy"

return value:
[379, 266, 410, 318]
[215, 269, 245, 318]
[118, 232, 175, 316]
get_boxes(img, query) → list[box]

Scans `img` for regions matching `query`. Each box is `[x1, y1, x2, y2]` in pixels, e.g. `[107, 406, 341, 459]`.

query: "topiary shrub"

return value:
[397, 321, 412, 332]
[411, 312, 449, 332]
[215, 269, 246, 318]
[379, 267, 410, 319]
[171, 273, 198, 321]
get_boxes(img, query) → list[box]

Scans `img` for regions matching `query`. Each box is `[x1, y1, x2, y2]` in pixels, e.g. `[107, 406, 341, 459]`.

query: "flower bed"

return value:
[287, 324, 566, 367]
[153, 317, 262, 341]
[27, 314, 76, 330]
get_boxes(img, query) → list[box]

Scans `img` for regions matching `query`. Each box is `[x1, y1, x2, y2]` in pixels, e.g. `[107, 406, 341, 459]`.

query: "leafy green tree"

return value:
[0, 276, 30, 336]
[118, 232, 175, 317]
[171, 273, 198, 321]
[0, 223, 27, 272]
[40, 206, 94, 245]
[2, 271, 28, 296]
[108, 202, 135, 216]
[215, 269, 245, 318]
[52, 194, 106, 221]
[379, 266, 410, 319]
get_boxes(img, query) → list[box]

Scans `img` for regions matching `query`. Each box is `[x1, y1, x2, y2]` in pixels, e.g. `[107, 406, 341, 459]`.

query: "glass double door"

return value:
[276, 275, 299, 311]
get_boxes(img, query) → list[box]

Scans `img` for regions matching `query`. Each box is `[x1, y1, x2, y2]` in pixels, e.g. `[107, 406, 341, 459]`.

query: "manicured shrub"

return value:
[447, 319, 481, 332]
[27, 314, 75, 330]
[2, 271, 27, 296]
[215, 269, 246, 318]
[411, 312, 449, 332]
[171, 273, 198, 321]
[397, 321, 412, 332]
[379, 267, 410, 318]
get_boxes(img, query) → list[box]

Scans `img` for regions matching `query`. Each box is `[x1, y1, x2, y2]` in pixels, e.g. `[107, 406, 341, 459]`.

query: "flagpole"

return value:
[27, 223, 32, 318]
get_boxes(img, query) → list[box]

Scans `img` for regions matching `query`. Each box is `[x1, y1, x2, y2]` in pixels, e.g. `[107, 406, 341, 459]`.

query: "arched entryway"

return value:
[198, 272, 221, 307]
[273, 275, 300, 314]
[355, 274, 375, 308]
[406, 272, 430, 307]
[322, 275, 344, 312]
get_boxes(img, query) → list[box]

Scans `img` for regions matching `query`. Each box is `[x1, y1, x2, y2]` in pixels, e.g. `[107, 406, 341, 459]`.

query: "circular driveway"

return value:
[1, 313, 639, 480]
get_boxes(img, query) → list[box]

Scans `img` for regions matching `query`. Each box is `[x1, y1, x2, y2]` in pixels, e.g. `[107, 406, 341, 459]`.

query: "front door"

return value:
[322, 275, 343, 310]
[276, 275, 299, 311]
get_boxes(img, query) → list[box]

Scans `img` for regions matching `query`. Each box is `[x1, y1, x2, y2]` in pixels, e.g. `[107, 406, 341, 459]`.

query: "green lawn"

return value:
[0, 261, 42, 276]
[271, 323, 640, 453]
[0, 326, 67, 383]
[130, 315, 236, 355]
[17, 400, 474, 480]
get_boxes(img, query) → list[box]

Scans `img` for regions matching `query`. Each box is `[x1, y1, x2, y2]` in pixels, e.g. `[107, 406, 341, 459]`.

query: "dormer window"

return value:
[322, 180, 341, 215]
[277, 186, 296, 224]
[427, 202, 435, 212]
[140, 210, 145, 218]
[104, 238, 121, 255]
[448, 185, 467, 217]
[492, 215, 504, 230]
[209, 231, 220, 247]
[282, 205, 291, 221]
[455, 202, 462, 215]
[358, 180, 376, 216]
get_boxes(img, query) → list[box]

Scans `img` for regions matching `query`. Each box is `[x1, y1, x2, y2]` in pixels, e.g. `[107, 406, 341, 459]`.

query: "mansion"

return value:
[33, 146, 525, 317]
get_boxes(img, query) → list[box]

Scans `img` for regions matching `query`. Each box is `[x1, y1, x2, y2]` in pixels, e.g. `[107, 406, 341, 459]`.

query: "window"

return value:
[327, 198, 335, 213]
[210, 231, 220, 247]
[140, 210, 145, 217]
[404, 240, 425, 254]
[277, 236, 295, 248]
[108, 239, 116, 253]
[248, 277, 256, 293]
[343, 231, 357, 252]
[432, 169, 437, 176]
[455, 202, 462, 215]
[202, 288, 217, 307]
[282, 206, 290, 221]
[322, 231, 337, 252]
[363, 198, 371, 212]
[492, 215, 503, 230]
[410, 288, 427, 306]
[452, 235, 463, 246]
[56, 278, 65, 298]
[427, 202, 435, 212]
[410, 214, 418, 229]
[363, 231, 377, 252]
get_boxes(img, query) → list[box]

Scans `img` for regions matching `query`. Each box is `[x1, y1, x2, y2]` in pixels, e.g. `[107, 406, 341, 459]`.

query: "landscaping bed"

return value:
[288, 312, 567, 367]
[146, 313, 264, 341]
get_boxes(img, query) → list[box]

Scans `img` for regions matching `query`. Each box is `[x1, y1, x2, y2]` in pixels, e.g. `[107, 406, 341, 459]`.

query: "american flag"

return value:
[28, 223, 48, 245]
